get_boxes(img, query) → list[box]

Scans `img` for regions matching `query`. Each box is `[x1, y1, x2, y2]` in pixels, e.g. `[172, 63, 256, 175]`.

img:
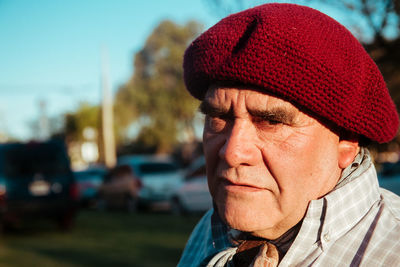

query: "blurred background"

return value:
[0, 0, 400, 266]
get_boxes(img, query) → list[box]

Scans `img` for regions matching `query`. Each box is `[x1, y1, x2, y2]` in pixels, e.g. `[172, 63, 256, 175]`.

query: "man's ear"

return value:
[338, 139, 360, 169]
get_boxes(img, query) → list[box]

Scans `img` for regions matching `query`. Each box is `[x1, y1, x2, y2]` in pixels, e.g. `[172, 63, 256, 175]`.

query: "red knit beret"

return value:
[183, 3, 399, 143]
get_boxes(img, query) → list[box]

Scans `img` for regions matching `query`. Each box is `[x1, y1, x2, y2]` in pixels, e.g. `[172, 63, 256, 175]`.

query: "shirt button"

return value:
[323, 232, 330, 242]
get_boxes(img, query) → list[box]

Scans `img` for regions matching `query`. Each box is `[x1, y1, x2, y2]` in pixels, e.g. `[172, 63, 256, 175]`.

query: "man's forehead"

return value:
[204, 86, 298, 112]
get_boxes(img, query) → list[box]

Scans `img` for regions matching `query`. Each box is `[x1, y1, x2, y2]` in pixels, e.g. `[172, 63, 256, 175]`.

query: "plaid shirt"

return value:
[178, 150, 400, 266]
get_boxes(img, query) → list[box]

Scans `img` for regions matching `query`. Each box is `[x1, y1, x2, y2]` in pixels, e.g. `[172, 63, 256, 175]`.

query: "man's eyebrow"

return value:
[199, 101, 297, 123]
[199, 101, 230, 116]
[248, 107, 296, 123]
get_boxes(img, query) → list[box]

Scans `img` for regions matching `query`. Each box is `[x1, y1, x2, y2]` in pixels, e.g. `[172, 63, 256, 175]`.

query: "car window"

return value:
[4, 143, 70, 177]
[75, 170, 105, 181]
[186, 165, 206, 180]
[138, 162, 179, 175]
[381, 162, 400, 177]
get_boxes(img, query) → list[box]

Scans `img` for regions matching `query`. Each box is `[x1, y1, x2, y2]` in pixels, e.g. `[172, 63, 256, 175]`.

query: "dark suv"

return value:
[0, 140, 78, 230]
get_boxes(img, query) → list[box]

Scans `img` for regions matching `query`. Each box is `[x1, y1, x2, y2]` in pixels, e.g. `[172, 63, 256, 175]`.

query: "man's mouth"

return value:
[221, 179, 265, 192]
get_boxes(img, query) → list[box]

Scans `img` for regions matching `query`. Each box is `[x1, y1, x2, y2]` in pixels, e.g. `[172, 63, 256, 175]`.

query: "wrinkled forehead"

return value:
[204, 85, 298, 112]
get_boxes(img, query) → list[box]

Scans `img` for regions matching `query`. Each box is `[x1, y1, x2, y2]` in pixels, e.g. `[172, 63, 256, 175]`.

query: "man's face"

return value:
[202, 86, 345, 239]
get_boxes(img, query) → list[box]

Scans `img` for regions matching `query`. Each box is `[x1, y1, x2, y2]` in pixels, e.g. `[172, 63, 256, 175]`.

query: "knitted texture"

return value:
[183, 3, 399, 143]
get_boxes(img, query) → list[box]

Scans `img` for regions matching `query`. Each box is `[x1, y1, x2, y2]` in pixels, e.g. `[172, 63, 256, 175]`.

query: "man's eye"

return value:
[266, 119, 282, 125]
[253, 117, 283, 128]
[207, 116, 227, 132]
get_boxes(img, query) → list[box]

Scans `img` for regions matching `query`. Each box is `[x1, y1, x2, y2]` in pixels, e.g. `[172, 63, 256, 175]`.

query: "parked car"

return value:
[117, 155, 183, 210]
[74, 166, 106, 208]
[170, 156, 212, 215]
[377, 161, 400, 196]
[0, 140, 78, 230]
[97, 165, 141, 212]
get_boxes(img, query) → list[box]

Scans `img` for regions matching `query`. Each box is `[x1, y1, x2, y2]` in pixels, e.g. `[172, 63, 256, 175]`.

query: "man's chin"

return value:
[217, 200, 279, 235]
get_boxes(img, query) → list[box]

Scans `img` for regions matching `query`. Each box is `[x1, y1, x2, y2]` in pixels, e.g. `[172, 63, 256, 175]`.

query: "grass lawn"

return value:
[0, 210, 202, 267]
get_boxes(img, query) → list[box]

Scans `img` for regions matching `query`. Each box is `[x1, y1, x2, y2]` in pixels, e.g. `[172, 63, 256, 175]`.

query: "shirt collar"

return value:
[335, 147, 366, 189]
[211, 203, 231, 251]
[295, 148, 380, 252]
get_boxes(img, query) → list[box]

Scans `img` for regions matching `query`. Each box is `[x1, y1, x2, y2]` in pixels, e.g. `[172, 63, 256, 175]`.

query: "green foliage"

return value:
[64, 103, 100, 142]
[115, 20, 203, 153]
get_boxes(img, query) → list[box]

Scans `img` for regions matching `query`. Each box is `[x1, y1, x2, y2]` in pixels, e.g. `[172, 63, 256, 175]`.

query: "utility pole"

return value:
[38, 99, 49, 141]
[0, 109, 8, 143]
[101, 46, 116, 168]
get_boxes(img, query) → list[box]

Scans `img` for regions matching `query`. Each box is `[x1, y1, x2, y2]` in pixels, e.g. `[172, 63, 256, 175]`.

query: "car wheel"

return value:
[57, 210, 76, 231]
[0, 220, 5, 234]
[96, 198, 107, 211]
[125, 195, 138, 213]
[171, 197, 186, 216]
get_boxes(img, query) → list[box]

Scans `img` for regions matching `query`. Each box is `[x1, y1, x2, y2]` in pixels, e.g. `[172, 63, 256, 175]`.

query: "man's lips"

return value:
[221, 179, 266, 192]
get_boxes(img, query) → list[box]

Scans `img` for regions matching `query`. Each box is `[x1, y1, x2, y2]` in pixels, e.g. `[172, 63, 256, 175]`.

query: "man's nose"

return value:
[218, 119, 259, 167]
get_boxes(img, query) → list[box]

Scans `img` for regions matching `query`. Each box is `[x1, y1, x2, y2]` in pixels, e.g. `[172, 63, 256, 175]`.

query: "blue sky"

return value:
[0, 0, 222, 140]
[0, 0, 394, 140]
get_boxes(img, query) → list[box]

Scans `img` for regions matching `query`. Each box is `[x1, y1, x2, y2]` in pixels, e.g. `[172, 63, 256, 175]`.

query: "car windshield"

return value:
[138, 162, 178, 175]
[4, 143, 70, 177]
[75, 170, 105, 181]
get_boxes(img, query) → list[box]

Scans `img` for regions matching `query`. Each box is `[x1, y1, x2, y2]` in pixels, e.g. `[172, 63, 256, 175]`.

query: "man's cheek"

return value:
[206, 169, 221, 198]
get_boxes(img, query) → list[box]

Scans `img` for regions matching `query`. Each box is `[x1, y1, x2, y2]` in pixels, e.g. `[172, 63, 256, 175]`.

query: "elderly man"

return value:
[178, 3, 400, 267]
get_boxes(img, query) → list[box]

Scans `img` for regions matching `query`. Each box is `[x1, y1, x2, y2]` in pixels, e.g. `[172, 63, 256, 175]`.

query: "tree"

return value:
[63, 102, 100, 143]
[316, 0, 398, 45]
[115, 20, 203, 153]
